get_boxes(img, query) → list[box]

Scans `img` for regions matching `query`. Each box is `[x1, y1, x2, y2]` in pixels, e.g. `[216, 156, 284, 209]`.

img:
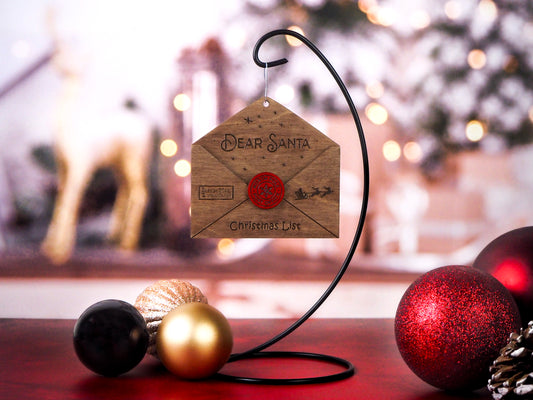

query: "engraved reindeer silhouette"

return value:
[41, 18, 152, 264]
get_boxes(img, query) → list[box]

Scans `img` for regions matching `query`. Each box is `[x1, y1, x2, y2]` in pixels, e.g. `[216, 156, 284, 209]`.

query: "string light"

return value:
[365, 102, 389, 125]
[444, 1, 461, 20]
[403, 141, 423, 163]
[173, 93, 191, 111]
[286, 26, 304, 47]
[375, 7, 396, 26]
[468, 49, 487, 69]
[366, 81, 385, 99]
[160, 139, 178, 157]
[366, 6, 381, 25]
[383, 140, 401, 162]
[217, 239, 235, 257]
[174, 160, 191, 177]
[478, 0, 498, 21]
[358, 0, 377, 14]
[275, 84, 295, 104]
[465, 120, 485, 142]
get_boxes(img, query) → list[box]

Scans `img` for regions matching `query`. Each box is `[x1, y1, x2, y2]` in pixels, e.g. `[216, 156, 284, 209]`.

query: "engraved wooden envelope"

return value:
[191, 97, 339, 238]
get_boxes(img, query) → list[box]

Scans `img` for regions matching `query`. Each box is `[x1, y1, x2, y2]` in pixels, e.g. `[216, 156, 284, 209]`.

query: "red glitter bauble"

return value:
[473, 226, 533, 323]
[395, 265, 521, 392]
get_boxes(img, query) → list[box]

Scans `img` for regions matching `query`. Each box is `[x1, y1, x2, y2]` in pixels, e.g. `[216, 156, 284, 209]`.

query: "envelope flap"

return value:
[193, 97, 339, 182]
[191, 145, 249, 238]
[197, 200, 338, 238]
[284, 146, 340, 236]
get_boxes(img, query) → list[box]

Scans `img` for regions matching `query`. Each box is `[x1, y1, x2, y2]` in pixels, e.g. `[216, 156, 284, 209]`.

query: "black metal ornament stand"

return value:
[215, 29, 370, 385]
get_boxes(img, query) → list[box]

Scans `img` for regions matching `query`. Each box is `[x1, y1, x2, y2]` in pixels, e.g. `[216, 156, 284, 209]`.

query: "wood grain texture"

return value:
[0, 318, 490, 400]
[191, 97, 339, 238]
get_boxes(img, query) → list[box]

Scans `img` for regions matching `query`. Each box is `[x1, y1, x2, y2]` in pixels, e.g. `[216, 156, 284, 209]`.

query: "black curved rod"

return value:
[228, 30, 370, 360]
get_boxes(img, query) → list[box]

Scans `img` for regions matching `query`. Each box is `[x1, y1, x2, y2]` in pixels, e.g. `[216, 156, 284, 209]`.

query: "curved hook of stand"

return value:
[217, 29, 370, 385]
[252, 30, 290, 68]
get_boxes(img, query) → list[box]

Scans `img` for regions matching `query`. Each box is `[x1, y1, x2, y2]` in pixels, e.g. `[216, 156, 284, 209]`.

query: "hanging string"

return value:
[263, 62, 269, 107]
[215, 29, 370, 385]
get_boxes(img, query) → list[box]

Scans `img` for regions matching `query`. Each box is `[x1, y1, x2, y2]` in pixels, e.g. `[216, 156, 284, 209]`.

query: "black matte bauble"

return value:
[73, 299, 149, 376]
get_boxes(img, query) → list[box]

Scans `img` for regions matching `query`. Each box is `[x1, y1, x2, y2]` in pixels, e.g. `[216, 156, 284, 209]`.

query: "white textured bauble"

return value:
[134, 280, 208, 355]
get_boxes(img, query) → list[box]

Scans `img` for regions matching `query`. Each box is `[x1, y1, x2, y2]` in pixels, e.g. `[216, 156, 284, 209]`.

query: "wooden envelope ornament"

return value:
[191, 97, 339, 238]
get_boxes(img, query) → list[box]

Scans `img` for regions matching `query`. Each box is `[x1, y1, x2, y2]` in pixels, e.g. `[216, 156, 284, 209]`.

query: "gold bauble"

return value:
[156, 302, 233, 380]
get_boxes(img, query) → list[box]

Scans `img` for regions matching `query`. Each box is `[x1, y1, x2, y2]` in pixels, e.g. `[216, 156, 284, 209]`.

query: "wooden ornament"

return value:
[191, 97, 339, 238]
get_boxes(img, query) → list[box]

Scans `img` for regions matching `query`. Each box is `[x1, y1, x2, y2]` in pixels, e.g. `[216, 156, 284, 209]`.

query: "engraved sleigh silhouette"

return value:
[191, 97, 339, 239]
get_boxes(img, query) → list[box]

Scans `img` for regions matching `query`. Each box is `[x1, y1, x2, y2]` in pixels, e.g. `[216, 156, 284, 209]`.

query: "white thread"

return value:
[263, 63, 269, 107]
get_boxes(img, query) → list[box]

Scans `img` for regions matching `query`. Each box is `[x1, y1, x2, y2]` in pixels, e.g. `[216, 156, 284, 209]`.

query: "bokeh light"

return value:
[375, 7, 396, 27]
[365, 102, 389, 125]
[478, 0, 498, 21]
[275, 84, 295, 104]
[174, 159, 191, 177]
[366, 81, 385, 99]
[173, 93, 191, 111]
[403, 141, 423, 163]
[217, 239, 235, 257]
[358, 0, 377, 14]
[468, 49, 487, 70]
[286, 26, 304, 47]
[465, 120, 485, 142]
[160, 139, 178, 157]
[383, 140, 401, 162]
[366, 6, 381, 25]
[444, 1, 462, 20]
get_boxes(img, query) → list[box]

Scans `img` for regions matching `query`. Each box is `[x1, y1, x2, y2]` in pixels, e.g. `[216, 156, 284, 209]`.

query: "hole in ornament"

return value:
[263, 100, 270, 107]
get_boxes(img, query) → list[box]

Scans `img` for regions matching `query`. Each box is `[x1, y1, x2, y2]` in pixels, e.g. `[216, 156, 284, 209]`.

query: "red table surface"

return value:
[0, 318, 491, 400]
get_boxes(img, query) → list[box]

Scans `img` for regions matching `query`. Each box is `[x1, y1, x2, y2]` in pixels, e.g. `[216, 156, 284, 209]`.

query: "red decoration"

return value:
[473, 226, 533, 323]
[395, 265, 521, 391]
[248, 172, 285, 209]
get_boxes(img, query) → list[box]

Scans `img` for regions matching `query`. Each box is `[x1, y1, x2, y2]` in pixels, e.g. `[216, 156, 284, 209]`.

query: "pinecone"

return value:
[488, 321, 533, 400]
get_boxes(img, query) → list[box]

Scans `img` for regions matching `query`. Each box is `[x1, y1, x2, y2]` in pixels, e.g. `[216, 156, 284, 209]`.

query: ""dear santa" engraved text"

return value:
[220, 133, 311, 152]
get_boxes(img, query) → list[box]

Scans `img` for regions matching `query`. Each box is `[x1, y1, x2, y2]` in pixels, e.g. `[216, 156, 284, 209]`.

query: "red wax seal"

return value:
[248, 172, 285, 209]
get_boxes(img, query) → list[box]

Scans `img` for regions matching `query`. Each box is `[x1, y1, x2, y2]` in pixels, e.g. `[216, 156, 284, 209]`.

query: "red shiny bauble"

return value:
[395, 265, 521, 392]
[473, 226, 533, 323]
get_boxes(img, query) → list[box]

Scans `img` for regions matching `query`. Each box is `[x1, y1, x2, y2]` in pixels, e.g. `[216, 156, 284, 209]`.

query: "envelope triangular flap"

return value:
[284, 146, 340, 237]
[196, 200, 338, 238]
[191, 145, 248, 238]
[191, 97, 340, 238]
[193, 97, 338, 182]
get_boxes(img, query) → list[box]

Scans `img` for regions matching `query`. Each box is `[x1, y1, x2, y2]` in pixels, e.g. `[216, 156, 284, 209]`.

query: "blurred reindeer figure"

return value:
[41, 11, 152, 264]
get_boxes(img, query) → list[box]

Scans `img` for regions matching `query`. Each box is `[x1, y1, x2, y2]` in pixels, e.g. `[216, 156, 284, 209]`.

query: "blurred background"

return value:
[0, 0, 532, 319]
